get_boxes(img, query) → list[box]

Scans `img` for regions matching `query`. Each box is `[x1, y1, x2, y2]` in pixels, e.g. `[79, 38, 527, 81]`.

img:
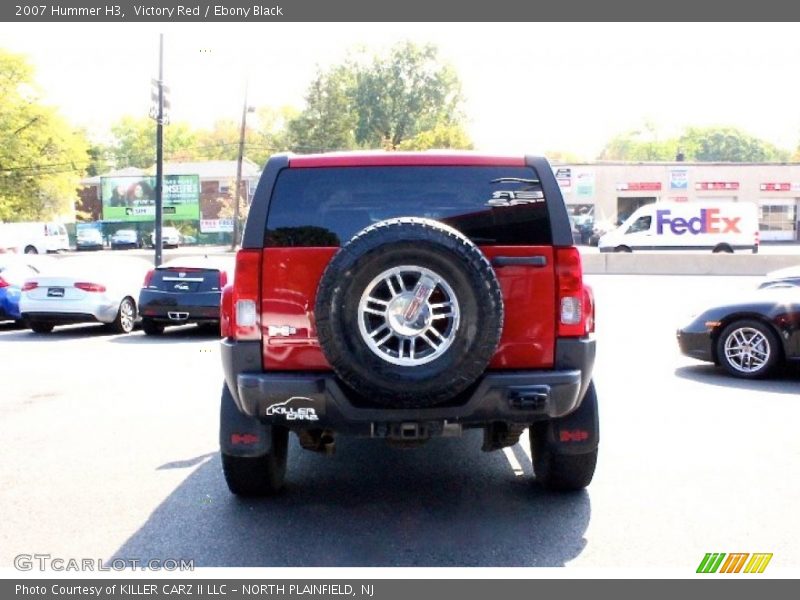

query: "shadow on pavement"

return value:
[0, 322, 120, 342]
[674, 364, 800, 394]
[113, 431, 591, 567]
[107, 325, 219, 344]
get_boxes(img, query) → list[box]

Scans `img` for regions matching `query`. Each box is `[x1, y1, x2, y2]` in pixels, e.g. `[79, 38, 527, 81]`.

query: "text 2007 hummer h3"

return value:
[219, 152, 598, 496]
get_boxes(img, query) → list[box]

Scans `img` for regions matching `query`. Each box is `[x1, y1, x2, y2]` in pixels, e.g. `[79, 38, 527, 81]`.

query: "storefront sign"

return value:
[760, 183, 791, 192]
[554, 168, 572, 189]
[200, 218, 234, 233]
[669, 168, 689, 190]
[695, 182, 739, 191]
[616, 182, 662, 191]
[575, 172, 595, 199]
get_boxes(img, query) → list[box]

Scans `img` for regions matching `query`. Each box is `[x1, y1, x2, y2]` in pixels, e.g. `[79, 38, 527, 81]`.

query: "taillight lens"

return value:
[22, 281, 38, 291]
[229, 249, 261, 340]
[583, 284, 595, 334]
[75, 282, 107, 293]
[0, 276, 8, 288]
[218, 270, 228, 288]
[555, 247, 587, 337]
[143, 269, 155, 287]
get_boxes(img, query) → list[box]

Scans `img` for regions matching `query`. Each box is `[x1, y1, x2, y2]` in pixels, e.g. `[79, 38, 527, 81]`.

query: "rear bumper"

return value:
[139, 290, 221, 323]
[21, 296, 120, 324]
[221, 337, 595, 434]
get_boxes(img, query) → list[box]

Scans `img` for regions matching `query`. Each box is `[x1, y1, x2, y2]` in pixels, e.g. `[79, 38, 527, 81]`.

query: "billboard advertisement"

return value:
[101, 175, 200, 222]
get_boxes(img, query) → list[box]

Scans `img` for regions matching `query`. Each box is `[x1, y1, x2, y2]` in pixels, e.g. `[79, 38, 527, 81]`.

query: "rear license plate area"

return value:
[47, 287, 65, 297]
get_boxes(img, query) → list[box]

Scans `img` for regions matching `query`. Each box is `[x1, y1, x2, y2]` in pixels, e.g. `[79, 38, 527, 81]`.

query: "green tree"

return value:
[288, 65, 358, 152]
[599, 124, 789, 162]
[598, 124, 678, 161]
[288, 42, 470, 152]
[107, 116, 199, 168]
[0, 49, 88, 221]
[679, 126, 789, 162]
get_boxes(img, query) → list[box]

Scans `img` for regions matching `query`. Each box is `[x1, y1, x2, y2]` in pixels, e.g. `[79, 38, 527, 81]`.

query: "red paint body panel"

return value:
[289, 152, 525, 168]
[260, 246, 556, 371]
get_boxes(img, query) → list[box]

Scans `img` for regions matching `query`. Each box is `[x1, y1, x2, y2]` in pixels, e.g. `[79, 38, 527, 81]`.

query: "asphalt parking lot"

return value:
[1, 274, 798, 569]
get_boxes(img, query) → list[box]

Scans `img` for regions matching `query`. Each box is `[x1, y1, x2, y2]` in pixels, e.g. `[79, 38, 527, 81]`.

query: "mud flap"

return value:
[219, 382, 274, 458]
[536, 380, 599, 456]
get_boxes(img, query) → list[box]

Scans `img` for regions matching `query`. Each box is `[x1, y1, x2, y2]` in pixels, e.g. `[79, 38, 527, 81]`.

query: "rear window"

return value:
[149, 268, 223, 293]
[264, 166, 552, 247]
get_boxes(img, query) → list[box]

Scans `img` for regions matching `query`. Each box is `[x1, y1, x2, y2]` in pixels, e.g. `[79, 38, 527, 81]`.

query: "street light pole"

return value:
[231, 80, 252, 251]
[154, 34, 164, 266]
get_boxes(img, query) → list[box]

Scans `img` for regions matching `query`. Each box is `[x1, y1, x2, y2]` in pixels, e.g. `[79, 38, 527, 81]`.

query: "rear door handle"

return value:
[491, 255, 548, 267]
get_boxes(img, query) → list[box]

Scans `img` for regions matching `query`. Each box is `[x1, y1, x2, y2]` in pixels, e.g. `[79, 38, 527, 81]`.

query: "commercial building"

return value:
[554, 162, 800, 242]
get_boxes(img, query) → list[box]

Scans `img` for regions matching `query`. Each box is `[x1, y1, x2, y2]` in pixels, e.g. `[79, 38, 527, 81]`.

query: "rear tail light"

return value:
[755, 231, 760, 246]
[218, 270, 228, 288]
[227, 249, 261, 340]
[0, 276, 8, 288]
[143, 269, 155, 287]
[75, 282, 106, 293]
[22, 281, 38, 291]
[555, 247, 590, 337]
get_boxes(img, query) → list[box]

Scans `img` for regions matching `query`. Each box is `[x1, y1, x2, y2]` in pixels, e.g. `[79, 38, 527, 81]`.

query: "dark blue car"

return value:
[0, 257, 45, 324]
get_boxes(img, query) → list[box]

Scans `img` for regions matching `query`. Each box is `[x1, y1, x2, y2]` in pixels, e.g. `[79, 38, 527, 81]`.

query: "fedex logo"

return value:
[656, 209, 741, 235]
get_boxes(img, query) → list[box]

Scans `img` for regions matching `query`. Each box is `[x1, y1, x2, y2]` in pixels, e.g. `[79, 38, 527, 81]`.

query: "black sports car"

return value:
[677, 287, 800, 378]
[138, 257, 233, 335]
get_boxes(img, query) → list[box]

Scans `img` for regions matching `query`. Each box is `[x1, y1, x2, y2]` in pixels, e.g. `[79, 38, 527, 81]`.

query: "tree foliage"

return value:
[288, 42, 471, 152]
[0, 49, 88, 221]
[679, 126, 789, 162]
[599, 124, 789, 162]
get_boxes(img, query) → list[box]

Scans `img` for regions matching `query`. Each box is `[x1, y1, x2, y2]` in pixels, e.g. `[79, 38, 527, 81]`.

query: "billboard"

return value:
[101, 175, 200, 222]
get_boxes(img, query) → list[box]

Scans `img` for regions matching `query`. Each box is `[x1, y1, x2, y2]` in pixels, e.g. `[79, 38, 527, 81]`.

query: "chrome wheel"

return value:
[357, 265, 460, 366]
[723, 326, 770, 374]
[119, 298, 135, 333]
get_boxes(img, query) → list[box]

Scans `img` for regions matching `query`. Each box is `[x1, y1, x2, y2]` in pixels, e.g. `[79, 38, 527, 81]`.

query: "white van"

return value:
[0, 221, 70, 255]
[598, 202, 759, 254]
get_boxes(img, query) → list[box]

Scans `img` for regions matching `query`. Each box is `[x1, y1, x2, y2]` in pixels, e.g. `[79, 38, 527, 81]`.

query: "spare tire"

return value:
[315, 217, 504, 408]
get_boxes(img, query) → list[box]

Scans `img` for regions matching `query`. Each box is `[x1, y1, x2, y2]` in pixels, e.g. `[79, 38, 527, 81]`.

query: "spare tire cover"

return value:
[314, 217, 504, 408]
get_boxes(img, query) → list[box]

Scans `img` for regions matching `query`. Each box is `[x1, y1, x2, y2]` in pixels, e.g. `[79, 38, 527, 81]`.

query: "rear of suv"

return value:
[219, 152, 598, 496]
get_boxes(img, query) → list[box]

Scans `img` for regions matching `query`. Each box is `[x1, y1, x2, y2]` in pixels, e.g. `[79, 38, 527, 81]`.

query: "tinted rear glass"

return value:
[149, 268, 222, 293]
[265, 166, 552, 247]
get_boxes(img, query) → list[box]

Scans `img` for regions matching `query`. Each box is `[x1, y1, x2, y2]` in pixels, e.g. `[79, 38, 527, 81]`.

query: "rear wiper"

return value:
[490, 177, 540, 185]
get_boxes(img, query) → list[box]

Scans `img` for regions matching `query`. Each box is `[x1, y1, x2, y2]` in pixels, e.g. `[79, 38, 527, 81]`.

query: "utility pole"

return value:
[151, 34, 168, 266]
[232, 80, 253, 251]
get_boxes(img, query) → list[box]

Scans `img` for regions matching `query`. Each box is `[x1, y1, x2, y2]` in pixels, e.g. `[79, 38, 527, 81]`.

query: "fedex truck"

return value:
[598, 202, 759, 254]
[0, 222, 70, 254]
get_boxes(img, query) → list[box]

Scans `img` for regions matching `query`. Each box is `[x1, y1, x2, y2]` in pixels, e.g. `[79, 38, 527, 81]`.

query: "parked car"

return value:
[110, 229, 141, 250]
[677, 287, 800, 378]
[759, 265, 800, 289]
[76, 228, 104, 251]
[0, 257, 49, 324]
[138, 256, 233, 335]
[19, 255, 151, 334]
[218, 151, 598, 497]
[150, 227, 181, 249]
[0, 221, 70, 254]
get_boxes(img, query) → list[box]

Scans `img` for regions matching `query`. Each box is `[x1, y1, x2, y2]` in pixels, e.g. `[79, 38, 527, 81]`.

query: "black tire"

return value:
[712, 244, 733, 254]
[614, 245, 632, 253]
[142, 318, 164, 336]
[24, 245, 38, 255]
[315, 218, 504, 408]
[110, 297, 136, 334]
[529, 381, 598, 491]
[29, 320, 54, 334]
[531, 443, 598, 492]
[221, 428, 289, 496]
[715, 319, 781, 379]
